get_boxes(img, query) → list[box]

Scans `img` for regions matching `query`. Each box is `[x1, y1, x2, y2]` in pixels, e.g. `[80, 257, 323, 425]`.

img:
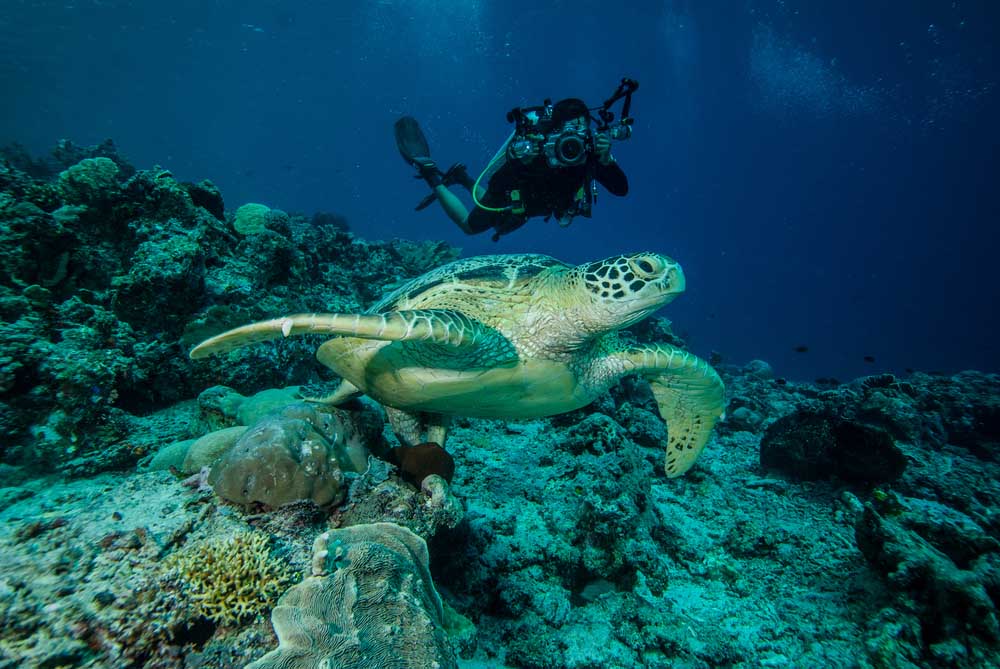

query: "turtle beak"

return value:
[625, 254, 684, 293]
[628, 254, 685, 307]
[663, 263, 685, 298]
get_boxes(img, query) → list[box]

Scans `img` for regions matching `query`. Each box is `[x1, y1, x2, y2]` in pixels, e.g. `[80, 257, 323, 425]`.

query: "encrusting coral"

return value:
[164, 529, 296, 626]
[246, 522, 457, 669]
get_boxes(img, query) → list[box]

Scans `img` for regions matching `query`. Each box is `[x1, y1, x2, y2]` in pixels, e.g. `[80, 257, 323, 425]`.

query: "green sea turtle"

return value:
[190, 253, 725, 477]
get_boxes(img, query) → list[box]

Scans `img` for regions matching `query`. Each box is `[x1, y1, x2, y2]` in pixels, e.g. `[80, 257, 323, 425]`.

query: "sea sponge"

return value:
[388, 442, 456, 487]
[164, 529, 295, 625]
[233, 202, 271, 235]
[247, 523, 457, 669]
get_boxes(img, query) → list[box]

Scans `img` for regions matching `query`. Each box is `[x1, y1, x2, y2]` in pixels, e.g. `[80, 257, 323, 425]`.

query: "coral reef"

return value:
[427, 367, 1000, 668]
[1, 144, 999, 669]
[0, 141, 457, 474]
[246, 523, 457, 669]
[164, 529, 296, 626]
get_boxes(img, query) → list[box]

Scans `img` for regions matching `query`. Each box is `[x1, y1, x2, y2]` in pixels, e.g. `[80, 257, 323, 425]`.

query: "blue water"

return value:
[2, 0, 997, 382]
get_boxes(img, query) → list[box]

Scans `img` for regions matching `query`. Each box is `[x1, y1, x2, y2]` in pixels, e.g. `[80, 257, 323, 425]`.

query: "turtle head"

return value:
[572, 253, 685, 333]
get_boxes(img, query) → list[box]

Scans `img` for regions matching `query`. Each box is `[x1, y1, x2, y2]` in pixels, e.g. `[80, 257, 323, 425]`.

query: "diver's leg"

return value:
[411, 157, 470, 226]
[431, 185, 474, 231]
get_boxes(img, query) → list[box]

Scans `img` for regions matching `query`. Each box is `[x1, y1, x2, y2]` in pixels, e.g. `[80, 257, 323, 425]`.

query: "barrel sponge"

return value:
[246, 523, 457, 669]
[164, 529, 295, 626]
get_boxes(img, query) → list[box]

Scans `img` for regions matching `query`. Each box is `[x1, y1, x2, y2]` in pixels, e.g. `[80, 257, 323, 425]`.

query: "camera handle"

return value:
[596, 77, 639, 130]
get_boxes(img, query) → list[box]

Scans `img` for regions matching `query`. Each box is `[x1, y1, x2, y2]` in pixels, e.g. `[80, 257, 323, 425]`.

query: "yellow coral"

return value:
[165, 529, 296, 625]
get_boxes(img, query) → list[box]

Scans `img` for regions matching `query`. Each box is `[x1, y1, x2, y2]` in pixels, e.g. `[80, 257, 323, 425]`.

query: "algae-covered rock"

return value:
[111, 234, 207, 328]
[182, 179, 225, 220]
[338, 473, 464, 540]
[855, 502, 1000, 649]
[247, 523, 457, 669]
[759, 410, 907, 484]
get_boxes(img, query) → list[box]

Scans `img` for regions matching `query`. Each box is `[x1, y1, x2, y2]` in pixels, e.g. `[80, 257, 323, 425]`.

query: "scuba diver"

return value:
[395, 78, 638, 241]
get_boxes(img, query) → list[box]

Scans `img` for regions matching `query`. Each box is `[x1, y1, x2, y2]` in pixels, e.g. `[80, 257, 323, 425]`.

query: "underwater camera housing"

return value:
[505, 78, 638, 168]
[542, 125, 591, 168]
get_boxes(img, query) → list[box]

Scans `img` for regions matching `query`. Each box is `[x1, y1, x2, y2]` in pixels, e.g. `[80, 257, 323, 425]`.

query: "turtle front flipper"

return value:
[619, 343, 726, 478]
[190, 310, 514, 359]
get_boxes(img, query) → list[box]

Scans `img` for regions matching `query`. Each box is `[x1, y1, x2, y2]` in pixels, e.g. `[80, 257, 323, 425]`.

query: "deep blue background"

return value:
[2, 1, 997, 381]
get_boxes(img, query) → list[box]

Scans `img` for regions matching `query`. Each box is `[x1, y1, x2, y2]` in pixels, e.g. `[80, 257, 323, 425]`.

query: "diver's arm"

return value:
[595, 160, 628, 196]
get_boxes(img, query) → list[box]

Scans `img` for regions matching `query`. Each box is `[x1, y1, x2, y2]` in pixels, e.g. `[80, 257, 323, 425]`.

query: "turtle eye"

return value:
[629, 255, 666, 279]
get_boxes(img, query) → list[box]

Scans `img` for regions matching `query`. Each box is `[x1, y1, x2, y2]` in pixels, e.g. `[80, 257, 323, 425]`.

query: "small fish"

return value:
[793, 345, 809, 353]
[863, 355, 876, 363]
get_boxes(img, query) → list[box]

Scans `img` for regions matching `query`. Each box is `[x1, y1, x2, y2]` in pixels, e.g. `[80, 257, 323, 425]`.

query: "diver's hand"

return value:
[595, 133, 613, 165]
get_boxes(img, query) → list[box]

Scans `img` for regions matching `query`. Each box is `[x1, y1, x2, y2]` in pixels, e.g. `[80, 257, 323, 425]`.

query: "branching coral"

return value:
[164, 529, 296, 625]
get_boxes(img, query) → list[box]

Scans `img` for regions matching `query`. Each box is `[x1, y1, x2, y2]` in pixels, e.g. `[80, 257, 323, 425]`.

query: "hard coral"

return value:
[164, 529, 295, 626]
[247, 523, 457, 669]
[205, 398, 381, 508]
[233, 202, 272, 235]
[208, 415, 346, 508]
[58, 156, 120, 204]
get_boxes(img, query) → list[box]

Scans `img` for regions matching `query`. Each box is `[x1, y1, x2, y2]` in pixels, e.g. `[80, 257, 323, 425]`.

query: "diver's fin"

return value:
[414, 162, 474, 211]
[442, 162, 475, 192]
[415, 192, 438, 211]
[394, 116, 432, 167]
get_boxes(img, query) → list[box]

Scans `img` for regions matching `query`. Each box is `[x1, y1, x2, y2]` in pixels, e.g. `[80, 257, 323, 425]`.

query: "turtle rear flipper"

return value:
[299, 380, 362, 406]
[618, 343, 726, 477]
[189, 310, 516, 361]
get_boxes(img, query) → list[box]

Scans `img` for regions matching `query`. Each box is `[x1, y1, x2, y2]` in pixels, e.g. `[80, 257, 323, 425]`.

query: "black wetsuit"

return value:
[466, 155, 628, 238]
